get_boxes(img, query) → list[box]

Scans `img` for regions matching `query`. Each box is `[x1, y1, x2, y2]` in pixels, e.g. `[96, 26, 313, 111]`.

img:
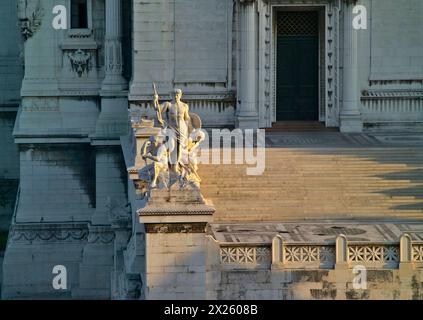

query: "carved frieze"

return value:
[145, 223, 208, 234]
[21, 98, 59, 112]
[10, 224, 88, 244]
[87, 232, 115, 244]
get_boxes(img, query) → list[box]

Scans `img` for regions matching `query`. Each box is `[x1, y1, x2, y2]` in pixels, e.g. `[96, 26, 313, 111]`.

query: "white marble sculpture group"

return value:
[138, 87, 206, 190]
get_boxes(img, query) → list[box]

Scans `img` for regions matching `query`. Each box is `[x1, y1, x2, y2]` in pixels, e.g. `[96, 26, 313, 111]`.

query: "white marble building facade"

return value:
[0, 0, 422, 299]
[131, 0, 423, 131]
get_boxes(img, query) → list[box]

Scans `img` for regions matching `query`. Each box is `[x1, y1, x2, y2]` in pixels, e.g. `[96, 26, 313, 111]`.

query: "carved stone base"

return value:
[94, 97, 129, 139]
[138, 187, 215, 224]
[236, 114, 259, 129]
[340, 114, 363, 133]
[138, 187, 214, 300]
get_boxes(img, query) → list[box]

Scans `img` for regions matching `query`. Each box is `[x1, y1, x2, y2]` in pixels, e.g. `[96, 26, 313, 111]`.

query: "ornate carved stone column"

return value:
[340, 0, 363, 132]
[236, 0, 259, 129]
[101, 0, 127, 91]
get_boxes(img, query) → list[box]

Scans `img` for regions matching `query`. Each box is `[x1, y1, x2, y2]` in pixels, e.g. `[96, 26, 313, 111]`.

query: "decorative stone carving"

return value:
[220, 246, 271, 265]
[284, 245, 335, 265]
[10, 224, 88, 244]
[144, 223, 208, 234]
[138, 88, 206, 191]
[68, 49, 92, 77]
[17, 0, 44, 41]
[348, 245, 399, 263]
[102, 0, 127, 91]
[87, 232, 115, 244]
[68, 29, 93, 39]
[21, 98, 59, 112]
[138, 187, 215, 218]
[412, 245, 423, 263]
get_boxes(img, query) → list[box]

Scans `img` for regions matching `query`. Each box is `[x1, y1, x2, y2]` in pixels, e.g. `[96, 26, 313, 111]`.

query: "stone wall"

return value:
[129, 0, 236, 128]
[358, 0, 423, 131]
[205, 233, 423, 300]
[207, 268, 423, 300]
[1, 0, 129, 299]
[0, 0, 23, 270]
[0, 0, 23, 107]
[2, 145, 128, 299]
[0, 113, 19, 232]
[17, 145, 95, 223]
[145, 232, 208, 300]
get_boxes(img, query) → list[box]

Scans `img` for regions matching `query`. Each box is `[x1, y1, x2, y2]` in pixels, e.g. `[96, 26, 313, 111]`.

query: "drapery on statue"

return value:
[138, 85, 205, 191]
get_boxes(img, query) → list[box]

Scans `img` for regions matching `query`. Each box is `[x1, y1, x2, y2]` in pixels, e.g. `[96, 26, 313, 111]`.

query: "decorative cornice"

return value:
[362, 90, 423, 100]
[129, 93, 235, 103]
[140, 209, 215, 216]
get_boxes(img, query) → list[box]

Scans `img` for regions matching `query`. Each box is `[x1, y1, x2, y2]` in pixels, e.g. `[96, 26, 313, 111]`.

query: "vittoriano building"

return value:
[1, 0, 423, 300]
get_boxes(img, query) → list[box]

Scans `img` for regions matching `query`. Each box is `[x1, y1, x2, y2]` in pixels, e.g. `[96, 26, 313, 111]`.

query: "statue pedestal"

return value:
[138, 187, 214, 300]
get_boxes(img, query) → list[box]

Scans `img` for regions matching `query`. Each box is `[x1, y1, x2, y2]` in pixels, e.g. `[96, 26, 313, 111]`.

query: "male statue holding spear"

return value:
[152, 84, 191, 174]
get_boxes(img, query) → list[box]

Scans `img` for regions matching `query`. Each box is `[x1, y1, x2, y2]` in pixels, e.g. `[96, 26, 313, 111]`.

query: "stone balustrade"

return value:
[216, 234, 423, 271]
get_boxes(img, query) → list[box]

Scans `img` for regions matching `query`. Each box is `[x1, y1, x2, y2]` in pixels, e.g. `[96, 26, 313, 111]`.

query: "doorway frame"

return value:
[274, 8, 321, 122]
[257, 0, 341, 128]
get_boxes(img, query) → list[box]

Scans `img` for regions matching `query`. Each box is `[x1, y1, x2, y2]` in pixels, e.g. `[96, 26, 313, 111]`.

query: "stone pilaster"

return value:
[236, 0, 259, 129]
[95, 0, 128, 140]
[102, 0, 127, 92]
[340, 0, 363, 132]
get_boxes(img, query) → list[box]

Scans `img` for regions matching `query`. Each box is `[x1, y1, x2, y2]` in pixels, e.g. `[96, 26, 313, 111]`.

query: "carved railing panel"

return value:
[220, 246, 271, 268]
[412, 244, 423, 263]
[348, 245, 400, 268]
[283, 245, 335, 268]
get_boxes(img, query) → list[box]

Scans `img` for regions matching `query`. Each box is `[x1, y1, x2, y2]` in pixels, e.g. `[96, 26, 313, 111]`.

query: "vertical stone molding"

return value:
[236, 0, 259, 129]
[335, 234, 348, 267]
[102, 0, 127, 92]
[272, 235, 284, 266]
[340, 0, 362, 132]
[96, 0, 129, 139]
[400, 233, 412, 263]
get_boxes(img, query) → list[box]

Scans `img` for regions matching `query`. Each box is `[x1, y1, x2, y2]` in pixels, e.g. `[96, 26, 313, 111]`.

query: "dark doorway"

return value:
[276, 11, 319, 121]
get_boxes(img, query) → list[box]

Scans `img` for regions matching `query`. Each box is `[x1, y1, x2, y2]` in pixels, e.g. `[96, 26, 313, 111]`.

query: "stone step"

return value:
[199, 147, 423, 221]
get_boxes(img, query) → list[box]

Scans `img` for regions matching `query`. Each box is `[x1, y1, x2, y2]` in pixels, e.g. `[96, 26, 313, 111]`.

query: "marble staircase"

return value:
[200, 145, 423, 222]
